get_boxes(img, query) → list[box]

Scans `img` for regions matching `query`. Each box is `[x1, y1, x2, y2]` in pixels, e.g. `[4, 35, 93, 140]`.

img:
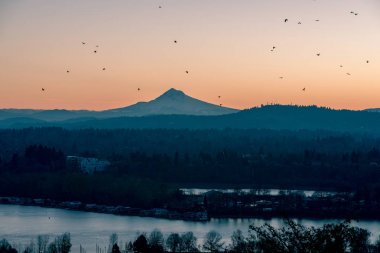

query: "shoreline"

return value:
[0, 196, 209, 222]
[2, 196, 380, 222]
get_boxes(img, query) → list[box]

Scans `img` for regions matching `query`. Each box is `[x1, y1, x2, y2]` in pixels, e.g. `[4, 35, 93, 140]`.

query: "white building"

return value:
[67, 156, 110, 174]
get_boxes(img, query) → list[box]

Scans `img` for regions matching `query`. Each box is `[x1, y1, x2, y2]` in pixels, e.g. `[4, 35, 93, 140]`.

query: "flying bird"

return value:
[316, 53, 320, 56]
[159, 6, 162, 8]
[218, 96, 221, 99]
[284, 19, 288, 22]
[102, 67, 106, 71]
[279, 77, 284, 79]
[66, 70, 70, 73]
[315, 19, 320, 22]
[346, 73, 351, 75]
[96, 45, 99, 48]
[340, 65, 343, 68]
[41, 88, 45, 91]
[298, 22, 302, 24]
[94, 50, 97, 53]
[137, 88, 141, 91]
[366, 60, 369, 63]
[302, 87, 306, 91]
[81, 42, 86, 45]
[185, 70, 189, 74]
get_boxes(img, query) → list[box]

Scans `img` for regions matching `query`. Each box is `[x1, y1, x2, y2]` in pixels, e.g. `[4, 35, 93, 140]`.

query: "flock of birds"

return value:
[41, 6, 371, 106]
[275, 11, 369, 93]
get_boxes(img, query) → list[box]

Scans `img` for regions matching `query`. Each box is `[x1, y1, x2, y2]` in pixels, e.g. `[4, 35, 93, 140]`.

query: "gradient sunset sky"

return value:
[0, 0, 379, 110]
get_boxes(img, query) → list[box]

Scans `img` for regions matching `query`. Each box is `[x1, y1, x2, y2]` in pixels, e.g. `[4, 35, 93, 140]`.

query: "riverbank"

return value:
[0, 197, 208, 221]
[2, 186, 380, 222]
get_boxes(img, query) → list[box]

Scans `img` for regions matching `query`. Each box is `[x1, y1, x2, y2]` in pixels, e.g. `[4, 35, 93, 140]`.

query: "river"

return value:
[1, 204, 380, 252]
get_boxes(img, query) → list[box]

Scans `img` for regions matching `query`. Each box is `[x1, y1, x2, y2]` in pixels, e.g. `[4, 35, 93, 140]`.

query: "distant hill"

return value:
[0, 88, 238, 121]
[2, 105, 380, 135]
[2, 97, 380, 134]
[53, 105, 380, 134]
[364, 108, 380, 113]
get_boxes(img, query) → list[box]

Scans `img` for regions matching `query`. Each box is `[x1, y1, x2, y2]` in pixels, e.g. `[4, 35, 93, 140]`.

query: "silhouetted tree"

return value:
[203, 230, 224, 252]
[112, 244, 120, 253]
[148, 229, 164, 253]
[229, 229, 249, 253]
[133, 235, 149, 253]
[0, 239, 17, 253]
[109, 233, 118, 253]
[47, 242, 57, 253]
[179, 232, 198, 252]
[37, 235, 49, 253]
[166, 233, 181, 252]
[55, 233, 71, 253]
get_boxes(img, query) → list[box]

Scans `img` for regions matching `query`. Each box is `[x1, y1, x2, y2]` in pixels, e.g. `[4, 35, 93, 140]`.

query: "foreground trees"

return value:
[0, 239, 17, 253]
[3, 222, 380, 252]
[118, 222, 380, 253]
[203, 231, 224, 252]
[248, 220, 373, 253]
[166, 233, 181, 252]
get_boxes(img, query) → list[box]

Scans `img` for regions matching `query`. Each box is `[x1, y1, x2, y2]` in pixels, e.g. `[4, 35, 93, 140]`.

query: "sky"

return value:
[0, 0, 379, 111]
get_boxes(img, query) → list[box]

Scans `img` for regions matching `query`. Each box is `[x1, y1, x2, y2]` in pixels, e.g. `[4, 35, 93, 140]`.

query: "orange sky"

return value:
[0, 0, 379, 111]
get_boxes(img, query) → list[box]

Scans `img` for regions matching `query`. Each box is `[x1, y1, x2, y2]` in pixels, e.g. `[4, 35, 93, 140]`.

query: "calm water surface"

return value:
[1, 204, 380, 252]
[180, 188, 336, 197]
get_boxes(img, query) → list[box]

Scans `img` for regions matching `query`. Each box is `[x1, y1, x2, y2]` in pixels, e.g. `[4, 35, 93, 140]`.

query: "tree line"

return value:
[1, 233, 71, 253]
[1, 128, 380, 191]
[2, 221, 380, 253]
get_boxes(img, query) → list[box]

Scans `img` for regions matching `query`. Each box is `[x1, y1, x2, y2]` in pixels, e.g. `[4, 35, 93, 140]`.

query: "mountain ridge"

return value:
[0, 88, 239, 121]
[2, 105, 380, 135]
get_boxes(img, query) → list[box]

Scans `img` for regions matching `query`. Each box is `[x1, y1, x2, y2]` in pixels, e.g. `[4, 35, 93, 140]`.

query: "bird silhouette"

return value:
[94, 50, 97, 53]
[81, 42, 86, 45]
[42, 88, 45, 91]
[284, 19, 288, 22]
[340, 65, 343, 68]
[66, 70, 70, 73]
[316, 53, 321, 56]
[159, 6, 162, 8]
[298, 22, 302, 24]
[315, 19, 320, 22]
[366, 60, 369, 63]
[137, 88, 141, 91]
[96, 45, 99, 48]
[279, 77, 284, 79]
[346, 73, 351, 75]
[185, 70, 189, 74]
[102, 67, 106, 71]
[218, 96, 221, 99]
[302, 87, 306, 91]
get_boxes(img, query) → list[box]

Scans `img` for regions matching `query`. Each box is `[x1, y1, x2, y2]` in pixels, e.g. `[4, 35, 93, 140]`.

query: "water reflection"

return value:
[1, 204, 379, 252]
